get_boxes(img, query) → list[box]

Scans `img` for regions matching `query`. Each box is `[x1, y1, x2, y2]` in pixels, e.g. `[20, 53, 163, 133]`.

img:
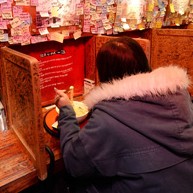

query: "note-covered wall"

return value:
[0, 0, 192, 45]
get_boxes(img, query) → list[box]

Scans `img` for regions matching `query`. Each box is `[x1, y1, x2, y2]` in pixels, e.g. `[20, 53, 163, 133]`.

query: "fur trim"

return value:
[84, 66, 191, 109]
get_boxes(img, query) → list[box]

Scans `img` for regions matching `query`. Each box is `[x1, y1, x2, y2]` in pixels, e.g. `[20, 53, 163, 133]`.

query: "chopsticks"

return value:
[54, 85, 74, 104]
[69, 86, 74, 103]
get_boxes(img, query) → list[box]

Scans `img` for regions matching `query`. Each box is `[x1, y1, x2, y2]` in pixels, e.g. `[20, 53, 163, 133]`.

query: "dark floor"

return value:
[20, 171, 72, 193]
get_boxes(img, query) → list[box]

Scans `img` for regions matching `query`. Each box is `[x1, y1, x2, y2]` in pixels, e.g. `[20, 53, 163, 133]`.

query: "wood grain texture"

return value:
[0, 129, 38, 193]
[0, 112, 65, 192]
[0, 47, 47, 180]
[150, 29, 193, 94]
[85, 35, 151, 84]
[84, 36, 96, 81]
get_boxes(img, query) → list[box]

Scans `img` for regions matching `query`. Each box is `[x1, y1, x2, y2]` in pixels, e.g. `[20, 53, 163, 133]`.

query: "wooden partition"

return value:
[0, 47, 47, 180]
[0, 37, 90, 182]
[150, 29, 193, 95]
[85, 30, 193, 96]
[85, 35, 151, 83]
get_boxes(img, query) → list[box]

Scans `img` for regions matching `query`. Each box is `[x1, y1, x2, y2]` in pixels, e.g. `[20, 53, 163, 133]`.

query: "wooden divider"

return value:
[0, 47, 47, 180]
[85, 35, 151, 84]
[150, 29, 193, 95]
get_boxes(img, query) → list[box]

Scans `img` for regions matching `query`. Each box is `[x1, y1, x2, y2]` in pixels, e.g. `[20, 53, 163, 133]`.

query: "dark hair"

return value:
[96, 36, 151, 83]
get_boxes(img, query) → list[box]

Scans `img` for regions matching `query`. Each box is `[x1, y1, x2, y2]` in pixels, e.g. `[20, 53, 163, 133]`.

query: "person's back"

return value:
[55, 37, 193, 193]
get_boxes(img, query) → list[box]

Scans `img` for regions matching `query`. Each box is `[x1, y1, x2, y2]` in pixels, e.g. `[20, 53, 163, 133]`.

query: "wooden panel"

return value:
[0, 47, 47, 180]
[85, 35, 151, 84]
[95, 36, 150, 62]
[84, 36, 96, 81]
[0, 129, 38, 193]
[150, 29, 193, 95]
[187, 24, 193, 29]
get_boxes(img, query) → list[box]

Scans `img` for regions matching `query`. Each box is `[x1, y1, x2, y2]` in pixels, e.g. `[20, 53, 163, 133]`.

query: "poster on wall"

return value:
[18, 39, 85, 106]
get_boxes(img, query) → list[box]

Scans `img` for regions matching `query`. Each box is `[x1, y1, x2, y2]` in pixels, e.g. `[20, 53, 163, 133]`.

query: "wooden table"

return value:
[0, 129, 38, 192]
[0, 106, 87, 192]
[0, 108, 63, 193]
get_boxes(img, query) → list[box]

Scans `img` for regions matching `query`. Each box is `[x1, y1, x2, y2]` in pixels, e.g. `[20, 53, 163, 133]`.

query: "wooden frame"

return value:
[1, 47, 47, 180]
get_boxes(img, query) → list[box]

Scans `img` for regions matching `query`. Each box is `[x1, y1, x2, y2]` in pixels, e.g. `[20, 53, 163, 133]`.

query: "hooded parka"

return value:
[58, 66, 193, 193]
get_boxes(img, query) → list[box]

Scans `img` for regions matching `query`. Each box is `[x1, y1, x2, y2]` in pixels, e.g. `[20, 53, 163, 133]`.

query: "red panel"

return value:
[13, 39, 85, 106]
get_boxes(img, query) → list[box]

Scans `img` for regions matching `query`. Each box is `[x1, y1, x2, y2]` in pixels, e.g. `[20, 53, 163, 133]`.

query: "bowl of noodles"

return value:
[56, 101, 89, 123]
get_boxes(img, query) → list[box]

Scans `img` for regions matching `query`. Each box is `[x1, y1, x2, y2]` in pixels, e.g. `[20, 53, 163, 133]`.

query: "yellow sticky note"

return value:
[175, 17, 181, 26]
[155, 20, 163, 28]
[51, 7, 59, 17]
[170, 3, 175, 13]
[138, 23, 145, 30]
[147, 3, 154, 12]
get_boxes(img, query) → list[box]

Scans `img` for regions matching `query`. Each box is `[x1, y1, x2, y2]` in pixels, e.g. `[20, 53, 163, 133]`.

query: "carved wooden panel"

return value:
[0, 42, 9, 100]
[0, 129, 37, 192]
[84, 36, 96, 81]
[95, 36, 151, 62]
[85, 35, 151, 84]
[151, 29, 193, 95]
[0, 47, 47, 180]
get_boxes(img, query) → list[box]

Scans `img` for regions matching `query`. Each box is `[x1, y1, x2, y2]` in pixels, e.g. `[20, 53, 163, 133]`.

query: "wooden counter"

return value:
[0, 130, 64, 193]
[0, 129, 38, 192]
[0, 104, 87, 193]
[0, 108, 63, 193]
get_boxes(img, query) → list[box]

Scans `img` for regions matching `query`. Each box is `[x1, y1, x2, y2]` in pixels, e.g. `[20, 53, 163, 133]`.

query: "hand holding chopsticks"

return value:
[54, 86, 74, 108]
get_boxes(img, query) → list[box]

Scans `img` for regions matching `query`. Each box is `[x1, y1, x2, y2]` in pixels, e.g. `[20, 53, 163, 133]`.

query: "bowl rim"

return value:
[56, 101, 89, 117]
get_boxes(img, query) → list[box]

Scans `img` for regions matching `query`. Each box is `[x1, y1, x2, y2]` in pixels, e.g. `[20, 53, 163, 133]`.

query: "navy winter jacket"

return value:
[58, 66, 193, 193]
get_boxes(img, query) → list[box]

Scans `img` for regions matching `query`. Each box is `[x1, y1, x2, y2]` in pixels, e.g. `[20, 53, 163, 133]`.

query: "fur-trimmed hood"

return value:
[84, 66, 191, 109]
